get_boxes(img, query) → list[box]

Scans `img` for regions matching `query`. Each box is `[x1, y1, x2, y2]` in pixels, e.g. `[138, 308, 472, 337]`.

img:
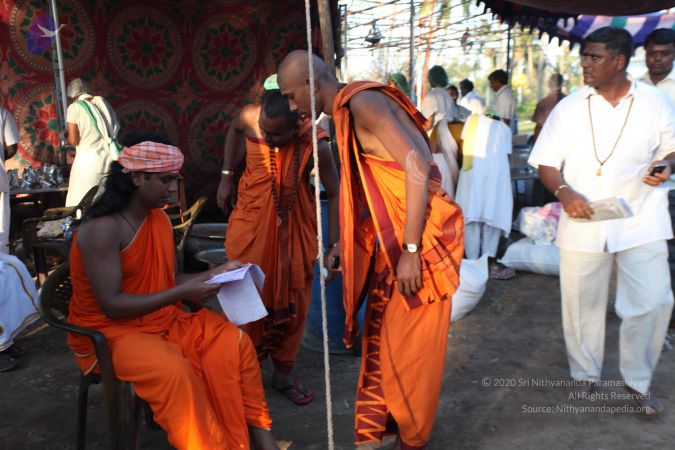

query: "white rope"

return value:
[303, 1, 334, 449]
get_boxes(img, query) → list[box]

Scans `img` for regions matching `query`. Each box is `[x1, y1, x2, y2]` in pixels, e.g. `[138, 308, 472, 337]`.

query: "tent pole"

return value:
[49, 0, 68, 164]
[318, 0, 336, 76]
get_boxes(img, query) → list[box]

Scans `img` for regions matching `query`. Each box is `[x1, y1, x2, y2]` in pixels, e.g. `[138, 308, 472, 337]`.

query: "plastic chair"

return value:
[167, 196, 207, 273]
[23, 185, 99, 285]
[39, 263, 150, 450]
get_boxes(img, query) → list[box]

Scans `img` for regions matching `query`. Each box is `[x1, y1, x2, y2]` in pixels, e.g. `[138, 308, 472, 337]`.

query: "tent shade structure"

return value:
[557, 13, 675, 47]
[481, 0, 675, 18]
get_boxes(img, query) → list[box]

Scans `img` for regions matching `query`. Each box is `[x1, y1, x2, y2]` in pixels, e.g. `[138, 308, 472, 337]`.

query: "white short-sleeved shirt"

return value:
[490, 85, 516, 134]
[638, 69, 675, 105]
[459, 91, 485, 113]
[529, 81, 675, 253]
[1, 107, 21, 193]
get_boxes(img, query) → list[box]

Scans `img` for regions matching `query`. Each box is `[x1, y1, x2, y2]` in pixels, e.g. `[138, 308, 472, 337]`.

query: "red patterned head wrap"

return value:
[118, 141, 184, 173]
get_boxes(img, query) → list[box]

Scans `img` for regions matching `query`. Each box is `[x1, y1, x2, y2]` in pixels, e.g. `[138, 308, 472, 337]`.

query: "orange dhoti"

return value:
[68, 209, 271, 450]
[333, 82, 464, 449]
[226, 120, 326, 373]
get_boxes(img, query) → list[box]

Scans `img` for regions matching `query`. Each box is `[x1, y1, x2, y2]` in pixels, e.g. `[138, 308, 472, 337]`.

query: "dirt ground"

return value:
[1, 272, 674, 450]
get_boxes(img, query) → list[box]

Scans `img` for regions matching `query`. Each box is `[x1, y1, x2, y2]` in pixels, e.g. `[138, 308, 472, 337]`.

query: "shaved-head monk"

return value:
[278, 51, 464, 449]
[67, 139, 279, 450]
[217, 88, 340, 405]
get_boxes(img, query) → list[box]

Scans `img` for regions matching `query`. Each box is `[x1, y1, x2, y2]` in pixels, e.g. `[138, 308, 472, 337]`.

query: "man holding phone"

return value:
[529, 27, 675, 414]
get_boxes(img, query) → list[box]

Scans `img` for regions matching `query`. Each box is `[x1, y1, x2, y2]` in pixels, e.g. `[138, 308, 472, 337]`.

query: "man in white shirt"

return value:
[638, 28, 675, 331]
[638, 28, 675, 103]
[529, 27, 675, 415]
[459, 79, 485, 113]
[0, 107, 20, 255]
[488, 69, 516, 134]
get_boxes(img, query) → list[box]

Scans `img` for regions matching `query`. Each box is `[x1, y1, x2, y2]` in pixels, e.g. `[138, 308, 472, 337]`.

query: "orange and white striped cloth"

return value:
[118, 141, 184, 173]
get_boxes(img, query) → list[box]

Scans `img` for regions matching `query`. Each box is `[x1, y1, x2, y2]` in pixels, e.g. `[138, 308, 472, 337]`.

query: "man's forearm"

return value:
[222, 125, 243, 172]
[327, 193, 340, 246]
[403, 154, 430, 245]
[538, 165, 565, 196]
[100, 286, 186, 319]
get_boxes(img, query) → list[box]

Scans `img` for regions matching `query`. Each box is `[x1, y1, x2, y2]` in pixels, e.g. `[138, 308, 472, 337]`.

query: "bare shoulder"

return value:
[77, 215, 120, 251]
[349, 89, 389, 113]
[240, 104, 261, 129]
[349, 90, 392, 128]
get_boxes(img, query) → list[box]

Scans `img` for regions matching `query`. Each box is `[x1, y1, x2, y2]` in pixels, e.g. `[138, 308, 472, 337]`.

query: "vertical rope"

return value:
[303, 1, 334, 449]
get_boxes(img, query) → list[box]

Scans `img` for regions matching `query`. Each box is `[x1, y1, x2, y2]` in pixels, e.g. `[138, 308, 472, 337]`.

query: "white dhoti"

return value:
[432, 153, 455, 199]
[464, 222, 502, 260]
[65, 147, 108, 207]
[0, 191, 9, 254]
[0, 254, 40, 351]
[560, 240, 674, 395]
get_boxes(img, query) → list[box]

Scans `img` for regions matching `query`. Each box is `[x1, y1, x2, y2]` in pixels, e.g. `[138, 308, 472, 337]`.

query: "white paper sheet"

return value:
[205, 264, 267, 325]
[569, 197, 632, 222]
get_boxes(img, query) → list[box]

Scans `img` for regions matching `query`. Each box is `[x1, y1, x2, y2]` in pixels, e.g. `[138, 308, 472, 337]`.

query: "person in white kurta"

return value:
[638, 28, 675, 331]
[459, 79, 486, 114]
[0, 107, 20, 255]
[488, 70, 516, 134]
[637, 28, 675, 104]
[529, 27, 675, 413]
[455, 101, 513, 260]
[65, 78, 120, 206]
[421, 65, 460, 198]
[0, 253, 39, 371]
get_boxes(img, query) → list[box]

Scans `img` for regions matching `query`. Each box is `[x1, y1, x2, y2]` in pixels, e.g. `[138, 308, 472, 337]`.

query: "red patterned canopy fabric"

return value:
[0, 0, 322, 211]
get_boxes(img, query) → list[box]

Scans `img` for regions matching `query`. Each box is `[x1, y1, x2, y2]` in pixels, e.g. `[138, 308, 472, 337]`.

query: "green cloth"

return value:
[428, 65, 448, 88]
[263, 74, 279, 90]
[388, 73, 410, 96]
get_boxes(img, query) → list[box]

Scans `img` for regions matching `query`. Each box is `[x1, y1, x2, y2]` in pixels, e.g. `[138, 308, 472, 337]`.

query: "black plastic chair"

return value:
[39, 263, 152, 450]
[24, 185, 99, 285]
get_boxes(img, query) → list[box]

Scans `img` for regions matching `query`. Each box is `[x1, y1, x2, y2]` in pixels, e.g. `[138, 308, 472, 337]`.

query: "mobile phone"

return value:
[650, 164, 668, 176]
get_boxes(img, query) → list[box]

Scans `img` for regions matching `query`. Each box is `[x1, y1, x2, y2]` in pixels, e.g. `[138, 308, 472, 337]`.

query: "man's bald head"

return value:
[277, 50, 336, 116]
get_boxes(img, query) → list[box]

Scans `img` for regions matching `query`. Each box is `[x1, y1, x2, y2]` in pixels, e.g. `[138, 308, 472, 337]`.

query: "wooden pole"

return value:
[317, 0, 336, 76]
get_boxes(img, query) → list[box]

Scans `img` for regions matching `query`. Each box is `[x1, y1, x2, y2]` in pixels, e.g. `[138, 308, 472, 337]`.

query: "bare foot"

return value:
[271, 369, 313, 405]
[624, 385, 664, 415]
[249, 426, 280, 450]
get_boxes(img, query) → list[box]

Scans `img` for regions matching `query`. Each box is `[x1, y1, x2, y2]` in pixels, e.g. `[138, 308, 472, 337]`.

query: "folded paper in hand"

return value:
[569, 197, 632, 222]
[205, 264, 267, 325]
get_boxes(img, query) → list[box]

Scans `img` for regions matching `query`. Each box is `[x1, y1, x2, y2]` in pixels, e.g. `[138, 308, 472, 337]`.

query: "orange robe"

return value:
[67, 209, 271, 450]
[333, 82, 464, 449]
[226, 119, 327, 373]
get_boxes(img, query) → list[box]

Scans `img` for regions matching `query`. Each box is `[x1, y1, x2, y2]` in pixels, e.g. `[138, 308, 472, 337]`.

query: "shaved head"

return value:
[277, 50, 338, 117]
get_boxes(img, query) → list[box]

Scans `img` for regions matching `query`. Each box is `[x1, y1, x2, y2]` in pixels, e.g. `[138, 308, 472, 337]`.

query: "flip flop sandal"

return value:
[1, 344, 26, 358]
[0, 354, 17, 372]
[278, 381, 314, 406]
[490, 265, 516, 280]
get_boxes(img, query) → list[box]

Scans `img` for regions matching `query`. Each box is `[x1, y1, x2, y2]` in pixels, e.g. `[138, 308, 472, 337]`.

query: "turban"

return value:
[388, 73, 410, 96]
[263, 73, 279, 91]
[118, 141, 184, 173]
[428, 65, 448, 88]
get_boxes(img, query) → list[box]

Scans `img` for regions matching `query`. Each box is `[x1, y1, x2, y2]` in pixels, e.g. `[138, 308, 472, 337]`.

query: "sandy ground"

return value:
[1, 272, 673, 450]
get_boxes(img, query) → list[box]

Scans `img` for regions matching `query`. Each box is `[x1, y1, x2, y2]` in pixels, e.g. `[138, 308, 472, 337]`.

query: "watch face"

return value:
[404, 243, 418, 252]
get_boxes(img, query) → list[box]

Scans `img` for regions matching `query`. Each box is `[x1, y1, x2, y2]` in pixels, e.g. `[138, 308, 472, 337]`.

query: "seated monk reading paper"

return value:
[67, 139, 279, 450]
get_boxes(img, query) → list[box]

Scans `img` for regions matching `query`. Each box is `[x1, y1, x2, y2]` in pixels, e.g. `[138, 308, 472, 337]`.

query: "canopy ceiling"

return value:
[480, 0, 675, 27]
[491, 1, 675, 16]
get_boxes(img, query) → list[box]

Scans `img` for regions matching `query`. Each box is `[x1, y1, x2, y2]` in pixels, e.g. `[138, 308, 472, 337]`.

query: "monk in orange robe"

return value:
[67, 140, 279, 450]
[279, 52, 464, 449]
[217, 89, 340, 405]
